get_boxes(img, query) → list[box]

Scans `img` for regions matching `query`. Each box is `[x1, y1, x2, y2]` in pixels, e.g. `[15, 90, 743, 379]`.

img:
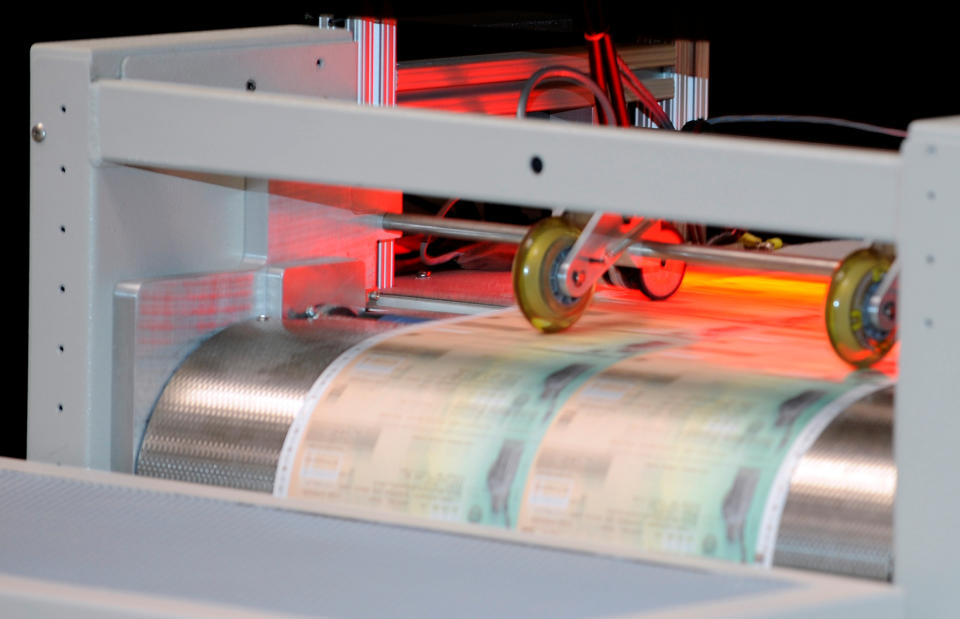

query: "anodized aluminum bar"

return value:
[380, 213, 838, 275]
[94, 79, 900, 240]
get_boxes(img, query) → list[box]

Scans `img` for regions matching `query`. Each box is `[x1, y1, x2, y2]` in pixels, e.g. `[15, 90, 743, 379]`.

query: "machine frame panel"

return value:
[27, 25, 960, 616]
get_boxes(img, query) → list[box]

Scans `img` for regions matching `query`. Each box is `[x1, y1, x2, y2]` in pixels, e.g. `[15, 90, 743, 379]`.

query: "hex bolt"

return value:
[31, 123, 46, 142]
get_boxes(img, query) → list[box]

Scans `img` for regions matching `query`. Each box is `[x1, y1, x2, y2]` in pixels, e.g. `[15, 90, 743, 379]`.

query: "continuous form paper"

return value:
[275, 281, 892, 566]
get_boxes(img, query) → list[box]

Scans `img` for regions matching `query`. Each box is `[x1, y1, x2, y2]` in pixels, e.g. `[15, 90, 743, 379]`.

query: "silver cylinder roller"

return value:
[138, 317, 894, 582]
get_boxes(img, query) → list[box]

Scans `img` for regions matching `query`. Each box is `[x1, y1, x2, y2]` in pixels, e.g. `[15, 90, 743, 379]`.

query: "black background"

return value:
[8, 4, 955, 459]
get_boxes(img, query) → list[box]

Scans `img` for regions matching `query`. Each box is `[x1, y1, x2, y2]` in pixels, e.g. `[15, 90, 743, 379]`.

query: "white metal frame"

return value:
[28, 25, 960, 616]
[93, 77, 900, 240]
[0, 456, 903, 618]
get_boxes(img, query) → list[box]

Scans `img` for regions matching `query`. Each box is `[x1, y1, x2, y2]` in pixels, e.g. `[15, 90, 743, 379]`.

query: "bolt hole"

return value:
[316, 58, 324, 68]
[60, 166, 66, 174]
[530, 156, 544, 174]
[57, 403, 63, 412]
[59, 284, 65, 293]
[246, 79, 257, 91]
[60, 105, 67, 113]
[58, 345, 64, 353]
[59, 225, 66, 234]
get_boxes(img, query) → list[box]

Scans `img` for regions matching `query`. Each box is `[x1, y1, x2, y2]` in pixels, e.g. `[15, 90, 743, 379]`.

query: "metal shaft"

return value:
[380, 213, 527, 244]
[626, 242, 838, 276]
[380, 213, 839, 276]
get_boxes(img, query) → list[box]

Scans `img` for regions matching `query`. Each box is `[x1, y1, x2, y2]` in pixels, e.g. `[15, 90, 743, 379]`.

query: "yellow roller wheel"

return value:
[513, 217, 594, 332]
[825, 248, 896, 367]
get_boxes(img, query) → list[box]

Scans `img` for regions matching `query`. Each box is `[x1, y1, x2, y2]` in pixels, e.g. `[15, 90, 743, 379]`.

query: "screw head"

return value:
[572, 270, 584, 285]
[31, 123, 46, 142]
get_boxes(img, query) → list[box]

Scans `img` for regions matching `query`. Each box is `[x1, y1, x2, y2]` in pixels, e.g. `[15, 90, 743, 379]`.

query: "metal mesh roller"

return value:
[136, 316, 400, 491]
[774, 387, 894, 580]
[138, 318, 895, 580]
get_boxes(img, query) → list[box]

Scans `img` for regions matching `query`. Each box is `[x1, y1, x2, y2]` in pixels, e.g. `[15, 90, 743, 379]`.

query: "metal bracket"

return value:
[867, 258, 899, 332]
[260, 258, 367, 320]
[558, 213, 653, 297]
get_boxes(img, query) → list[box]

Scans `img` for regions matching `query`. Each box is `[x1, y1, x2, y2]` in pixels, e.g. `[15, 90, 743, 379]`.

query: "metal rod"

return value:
[368, 291, 506, 315]
[626, 242, 838, 276]
[380, 214, 840, 276]
[379, 213, 527, 244]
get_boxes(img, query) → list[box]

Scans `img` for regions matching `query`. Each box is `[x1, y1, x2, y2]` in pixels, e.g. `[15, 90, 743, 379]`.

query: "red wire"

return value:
[616, 54, 674, 129]
[584, 34, 611, 125]
[600, 34, 630, 127]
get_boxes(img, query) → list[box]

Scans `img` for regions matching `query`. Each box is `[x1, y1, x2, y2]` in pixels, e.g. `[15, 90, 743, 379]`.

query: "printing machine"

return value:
[10, 18, 960, 617]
